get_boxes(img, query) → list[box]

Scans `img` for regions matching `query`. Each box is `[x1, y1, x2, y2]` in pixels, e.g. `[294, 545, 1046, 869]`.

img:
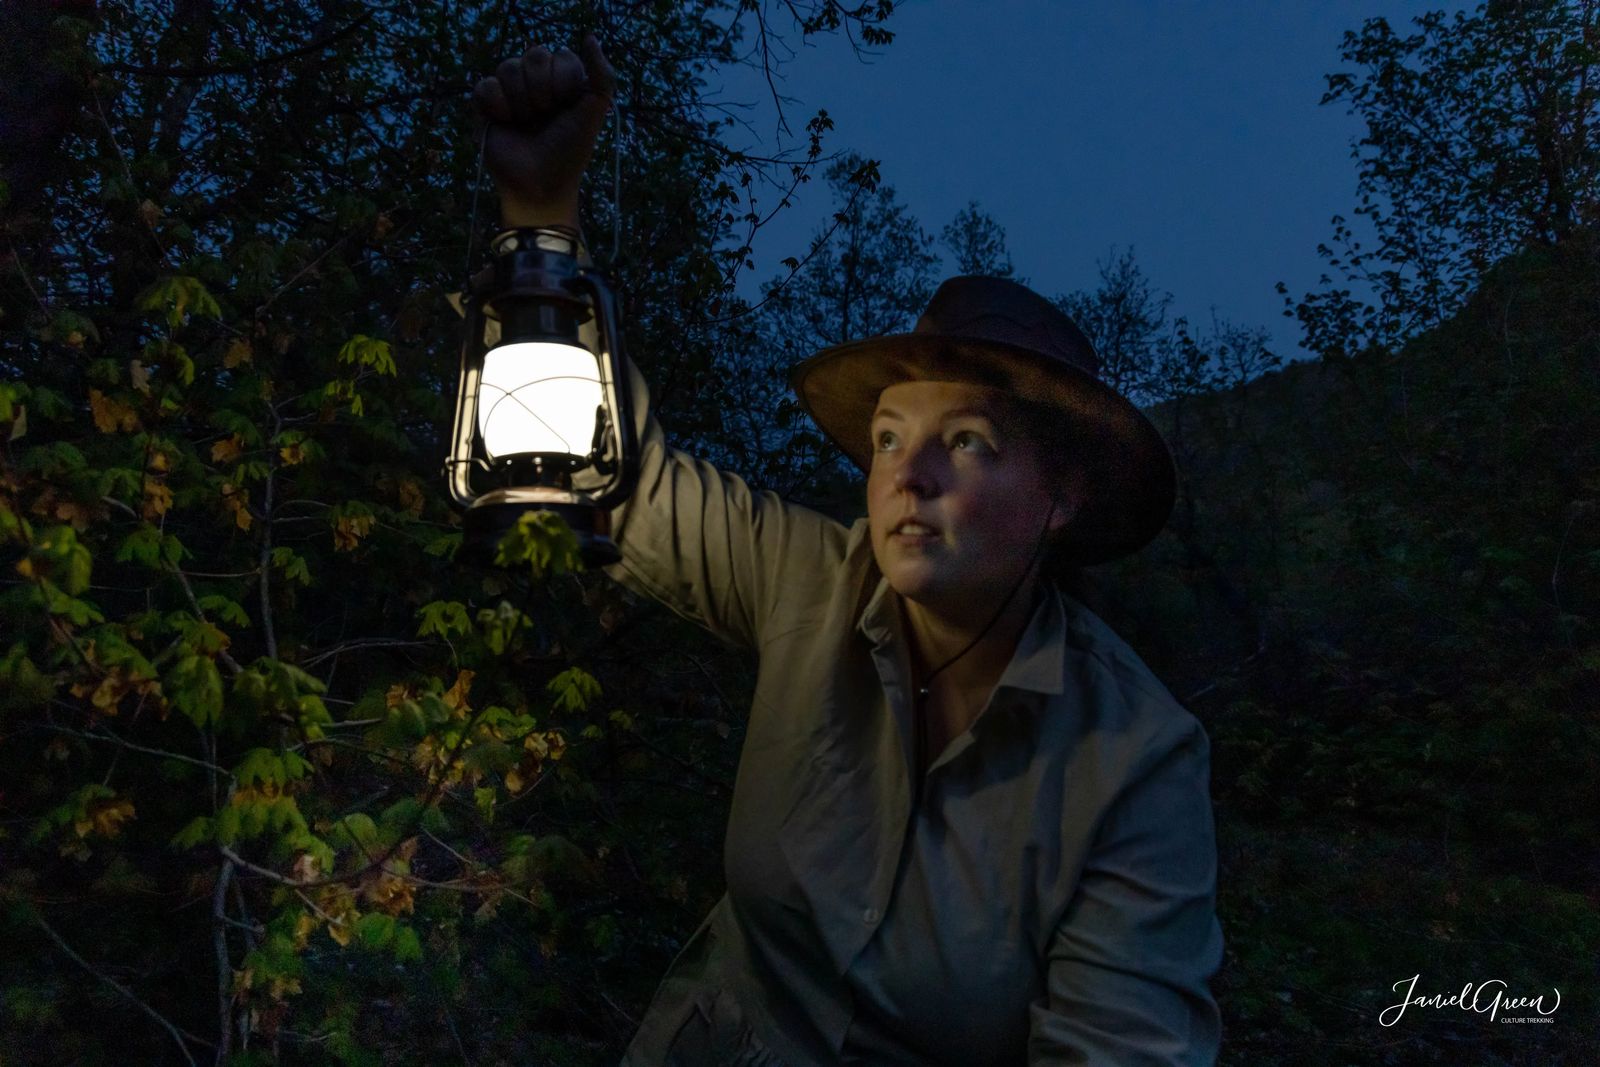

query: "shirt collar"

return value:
[856, 575, 1066, 698]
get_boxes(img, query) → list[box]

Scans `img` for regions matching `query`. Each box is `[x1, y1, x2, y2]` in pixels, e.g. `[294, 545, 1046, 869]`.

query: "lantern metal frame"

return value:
[446, 227, 638, 564]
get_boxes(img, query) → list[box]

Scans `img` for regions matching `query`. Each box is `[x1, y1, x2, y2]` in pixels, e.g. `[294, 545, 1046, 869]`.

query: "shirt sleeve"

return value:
[597, 353, 846, 651]
[1027, 720, 1225, 1066]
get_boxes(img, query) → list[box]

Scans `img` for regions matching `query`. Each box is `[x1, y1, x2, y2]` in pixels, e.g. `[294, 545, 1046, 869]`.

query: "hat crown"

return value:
[915, 276, 1101, 380]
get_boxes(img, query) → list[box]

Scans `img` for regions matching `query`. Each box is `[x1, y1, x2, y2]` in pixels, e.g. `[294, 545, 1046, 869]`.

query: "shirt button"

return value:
[862, 907, 880, 924]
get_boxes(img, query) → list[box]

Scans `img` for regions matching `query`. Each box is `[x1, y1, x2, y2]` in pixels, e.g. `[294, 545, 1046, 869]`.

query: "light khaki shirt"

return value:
[598, 356, 1224, 1066]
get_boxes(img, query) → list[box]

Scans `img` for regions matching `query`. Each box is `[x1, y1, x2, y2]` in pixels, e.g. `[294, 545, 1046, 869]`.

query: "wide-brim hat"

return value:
[788, 275, 1176, 566]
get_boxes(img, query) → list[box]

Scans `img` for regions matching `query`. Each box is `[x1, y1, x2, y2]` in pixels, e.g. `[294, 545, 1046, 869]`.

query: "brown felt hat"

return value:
[788, 275, 1176, 565]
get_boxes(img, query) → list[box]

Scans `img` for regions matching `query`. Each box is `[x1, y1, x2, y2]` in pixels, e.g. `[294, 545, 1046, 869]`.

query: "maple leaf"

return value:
[210, 434, 244, 464]
[332, 513, 374, 551]
[442, 669, 474, 713]
[220, 483, 253, 531]
[396, 479, 425, 517]
[76, 796, 135, 839]
[88, 389, 139, 433]
[278, 441, 306, 466]
[223, 339, 253, 368]
[141, 479, 173, 519]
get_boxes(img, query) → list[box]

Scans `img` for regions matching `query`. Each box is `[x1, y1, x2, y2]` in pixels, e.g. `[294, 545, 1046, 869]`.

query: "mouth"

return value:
[889, 517, 941, 541]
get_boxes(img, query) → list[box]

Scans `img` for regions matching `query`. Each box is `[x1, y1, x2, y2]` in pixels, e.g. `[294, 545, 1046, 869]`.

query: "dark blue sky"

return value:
[709, 0, 1470, 363]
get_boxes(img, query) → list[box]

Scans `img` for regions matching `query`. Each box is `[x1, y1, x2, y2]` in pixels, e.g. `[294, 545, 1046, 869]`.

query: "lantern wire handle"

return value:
[464, 123, 489, 287]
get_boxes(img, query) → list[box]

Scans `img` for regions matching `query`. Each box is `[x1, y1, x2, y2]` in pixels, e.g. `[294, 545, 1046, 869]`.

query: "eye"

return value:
[950, 430, 990, 453]
[874, 428, 899, 452]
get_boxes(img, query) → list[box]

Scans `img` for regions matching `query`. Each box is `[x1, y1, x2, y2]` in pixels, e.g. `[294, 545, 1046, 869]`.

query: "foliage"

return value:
[940, 200, 1020, 280]
[1283, 0, 1600, 354]
[0, 0, 895, 1062]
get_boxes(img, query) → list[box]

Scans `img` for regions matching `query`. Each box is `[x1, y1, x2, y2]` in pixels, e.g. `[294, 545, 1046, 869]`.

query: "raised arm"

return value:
[473, 36, 847, 649]
[597, 354, 847, 649]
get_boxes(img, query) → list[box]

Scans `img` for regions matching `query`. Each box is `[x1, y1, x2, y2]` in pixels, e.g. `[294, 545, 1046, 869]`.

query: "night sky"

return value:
[709, 0, 1471, 364]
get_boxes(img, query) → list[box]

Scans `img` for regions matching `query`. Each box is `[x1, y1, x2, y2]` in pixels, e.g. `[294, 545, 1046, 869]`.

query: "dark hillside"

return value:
[1092, 236, 1600, 1064]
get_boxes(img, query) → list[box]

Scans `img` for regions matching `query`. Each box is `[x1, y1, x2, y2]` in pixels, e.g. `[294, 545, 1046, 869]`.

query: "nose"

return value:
[892, 434, 943, 498]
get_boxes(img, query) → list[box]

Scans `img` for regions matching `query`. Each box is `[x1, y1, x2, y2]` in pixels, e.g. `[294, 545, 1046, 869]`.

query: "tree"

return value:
[1053, 247, 1172, 406]
[708, 151, 937, 500]
[0, 1, 898, 1061]
[940, 200, 1020, 280]
[1282, 0, 1600, 355]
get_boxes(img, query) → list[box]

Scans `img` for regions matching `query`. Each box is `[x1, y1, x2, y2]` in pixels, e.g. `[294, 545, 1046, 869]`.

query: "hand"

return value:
[472, 33, 616, 229]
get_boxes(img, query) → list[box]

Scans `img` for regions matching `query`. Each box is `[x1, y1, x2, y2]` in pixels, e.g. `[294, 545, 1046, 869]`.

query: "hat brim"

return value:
[789, 332, 1177, 565]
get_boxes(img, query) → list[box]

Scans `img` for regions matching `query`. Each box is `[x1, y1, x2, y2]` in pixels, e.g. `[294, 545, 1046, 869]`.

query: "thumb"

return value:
[577, 32, 617, 108]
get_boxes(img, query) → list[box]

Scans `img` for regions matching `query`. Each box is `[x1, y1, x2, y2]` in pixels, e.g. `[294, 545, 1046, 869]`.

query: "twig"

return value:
[213, 859, 237, 1062]
[99, 13, 378, 78]
[32, 721, 235, 780]
[31, 910, 208, 1064]
[301, 638, 433, 668]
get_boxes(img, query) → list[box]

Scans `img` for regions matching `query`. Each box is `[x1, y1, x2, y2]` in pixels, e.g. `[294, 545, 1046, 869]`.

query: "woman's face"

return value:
[866, 380, 1070, 614]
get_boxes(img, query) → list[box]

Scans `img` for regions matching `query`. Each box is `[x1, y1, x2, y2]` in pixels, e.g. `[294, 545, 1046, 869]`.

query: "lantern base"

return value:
[462, 502, 620, 568]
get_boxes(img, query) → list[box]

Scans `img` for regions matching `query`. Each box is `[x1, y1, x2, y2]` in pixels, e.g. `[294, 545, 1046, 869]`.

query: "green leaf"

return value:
[171, 815, 215, 850]
[356, 911, 396, 950]
[475, 601, 532, 656]
[270, 546, 311, 585]
[336, 335, 396, 376]
[493, 510, 582, 579]
[116, 524, 163, 568]
[168, 654, 224, 727]
[416, 600, 470, 639]
[546, 667, 602, 714]
[423, 532, 462, 560]
[392, 924, 423, 963]
[136, 275, 221, 329]
[0, 644, 55, 711]
[197, 594, 251, 627]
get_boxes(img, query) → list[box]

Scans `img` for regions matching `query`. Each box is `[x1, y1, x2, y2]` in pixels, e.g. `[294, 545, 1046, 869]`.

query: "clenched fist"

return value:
[473, 33, 616, 230]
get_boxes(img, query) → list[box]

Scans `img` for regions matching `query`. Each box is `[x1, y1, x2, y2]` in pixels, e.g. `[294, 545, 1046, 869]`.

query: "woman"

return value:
[475, 36, 1224, 1067]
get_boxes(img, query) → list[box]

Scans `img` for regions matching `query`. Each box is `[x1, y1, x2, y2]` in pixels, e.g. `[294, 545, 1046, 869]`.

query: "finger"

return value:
[579, 32, 617, 101]
[550, 46, 588, 104]
[521, 46, 556, 117]
[472, 76, 512, 123]
[495, 54, 531, 118]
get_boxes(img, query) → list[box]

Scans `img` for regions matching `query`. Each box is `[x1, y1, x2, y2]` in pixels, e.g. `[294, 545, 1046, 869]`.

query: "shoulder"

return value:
[1055, 592, 1207, 763]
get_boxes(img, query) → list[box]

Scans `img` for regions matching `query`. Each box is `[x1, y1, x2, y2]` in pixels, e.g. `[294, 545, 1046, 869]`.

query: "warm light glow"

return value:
[477, 341, 603, 460]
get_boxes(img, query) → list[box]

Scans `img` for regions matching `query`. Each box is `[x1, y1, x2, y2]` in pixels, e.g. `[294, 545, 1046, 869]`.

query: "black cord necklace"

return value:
[911, 498, 1057, 775]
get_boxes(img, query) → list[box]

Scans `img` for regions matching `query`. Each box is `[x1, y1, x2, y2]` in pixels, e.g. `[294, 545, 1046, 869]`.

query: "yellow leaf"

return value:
[292, 912, 317, 951]
[141, 479, 173, 520]
[504, 766, 525, 794]
[326, 918, 353, 947]
[220, 483, 252, 531]
[223, 338, 253, 368]
[385, 682, 417, 709]
[81, 797, 135, 838]
[278, 442, 305, 466]
[210, 434, 244, 464]
[129, 360, 151, 395]
[396, 479, 425, 517]
[442, 669, 474, 713]
[332, 513, 374, 552]
[53, 497, 97, 530]
[88, 389, 139, 433]
[361, 871, 415, 916]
